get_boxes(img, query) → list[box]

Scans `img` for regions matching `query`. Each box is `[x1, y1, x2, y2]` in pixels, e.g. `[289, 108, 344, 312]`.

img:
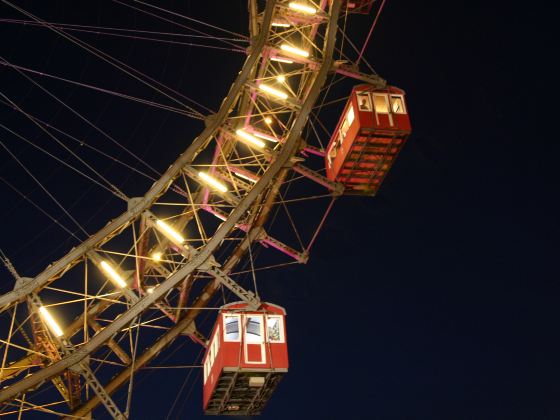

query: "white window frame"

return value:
[211, 326, 220, 365]
[372, 93, 393, 126]
[340, 118, 350, 140]
[223, 313, 241, 342]
[266, 315, 285, 343]
[346, 104, 355, 125]
[326, 141, 336, 168]
[209, 340, 215, 365]
[214, 326, 220, 353]
[372, 93, 390, 114]
[357, 92, 372, 112]
[243, 314, 266, 364]
[244, 315, 264, 344]
[390, 94, 407, 114]
[205, 326, 221, 383]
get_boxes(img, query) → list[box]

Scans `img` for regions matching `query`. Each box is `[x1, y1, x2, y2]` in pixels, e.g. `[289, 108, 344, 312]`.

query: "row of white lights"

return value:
[38, 257, 133, 337]
[215, 3, 315, 211]
[36, 34, 315, 339]
[171, 4, 315, 247]
[38, 218, 186, 336]
[39, 157, 263, 335]
[259, 43, 309, 101]
[265, 4, 316, 98]
[195, 3, 312, 240]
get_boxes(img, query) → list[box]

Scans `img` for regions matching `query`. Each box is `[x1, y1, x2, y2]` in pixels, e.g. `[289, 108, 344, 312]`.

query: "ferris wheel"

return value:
[0, 0, 410, 417]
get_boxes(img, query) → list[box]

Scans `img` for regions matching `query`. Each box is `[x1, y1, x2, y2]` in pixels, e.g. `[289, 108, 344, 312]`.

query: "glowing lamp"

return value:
[288, 2, 317, 14]
[280, 44, 309, 58]
[235, 172, 258, 183]
[259, 84, 289, 100]
[198, 172, 228, 193]
[271, 57, 294, 64]
[236, 129, 266, 149]
[156, 219, 185, 244]
[100, 260, 127, 288]
[39, 306, 64, 337]
[252, 130, 279, 143]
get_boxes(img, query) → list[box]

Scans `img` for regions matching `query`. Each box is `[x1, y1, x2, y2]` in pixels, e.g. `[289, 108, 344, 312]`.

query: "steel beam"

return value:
[293, 163, 344, 194]
[27, 293, 125, 419]
[0, 0, 282, 401]
[1, 0, 342, 413]
[0, 0, 276, 313]
[333, 61, 387, 87]
[88, 319, 131, 365]
[205, 266, 260, 310]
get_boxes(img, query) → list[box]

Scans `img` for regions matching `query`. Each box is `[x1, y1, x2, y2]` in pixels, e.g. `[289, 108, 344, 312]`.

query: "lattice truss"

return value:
[0, 0, 385, 417]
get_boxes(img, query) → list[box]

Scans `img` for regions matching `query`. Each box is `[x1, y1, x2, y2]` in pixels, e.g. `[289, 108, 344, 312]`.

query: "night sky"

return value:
[0, 1, 558, 419]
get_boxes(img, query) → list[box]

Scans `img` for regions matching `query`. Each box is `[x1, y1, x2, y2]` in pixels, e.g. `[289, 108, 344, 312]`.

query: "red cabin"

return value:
[202, 302, 288, 416]
[325, 85, 411, 196]
[343, 0, 375, 14]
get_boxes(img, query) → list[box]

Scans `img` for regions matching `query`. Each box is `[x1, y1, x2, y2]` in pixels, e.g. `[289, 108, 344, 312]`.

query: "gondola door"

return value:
[372, 92, 394, 127]
[243, 314, 265, 364]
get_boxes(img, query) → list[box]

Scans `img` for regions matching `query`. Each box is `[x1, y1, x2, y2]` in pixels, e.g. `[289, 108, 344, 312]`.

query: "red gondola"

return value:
[203, 302, 288, 416]
[325, 85, 411, 196]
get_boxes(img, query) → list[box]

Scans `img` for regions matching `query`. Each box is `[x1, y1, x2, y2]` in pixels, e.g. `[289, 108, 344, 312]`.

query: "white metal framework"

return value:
[0, 0, 389, 417]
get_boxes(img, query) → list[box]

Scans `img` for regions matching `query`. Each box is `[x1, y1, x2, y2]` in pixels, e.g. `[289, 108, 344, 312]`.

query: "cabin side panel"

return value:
[326, 95, 360, 180]
[202, 325, 224, 410]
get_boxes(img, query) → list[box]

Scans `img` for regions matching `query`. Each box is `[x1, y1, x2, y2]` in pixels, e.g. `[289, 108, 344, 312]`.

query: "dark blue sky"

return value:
[0, 1, 557, 419]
